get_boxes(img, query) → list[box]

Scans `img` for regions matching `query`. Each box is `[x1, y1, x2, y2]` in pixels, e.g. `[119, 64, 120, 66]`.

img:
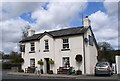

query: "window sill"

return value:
[29, 51, 35, 53]
[43, 50, 49, 52]
[61, 49, 70, 51]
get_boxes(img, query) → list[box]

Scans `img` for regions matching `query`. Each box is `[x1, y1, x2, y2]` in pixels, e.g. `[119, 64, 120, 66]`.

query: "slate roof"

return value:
[20, 26, 88, 42]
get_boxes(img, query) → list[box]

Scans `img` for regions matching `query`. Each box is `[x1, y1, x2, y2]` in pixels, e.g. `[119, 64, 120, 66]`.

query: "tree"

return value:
[21, 25, 31, 39]
[11, 58, 24, 64]
[98, 42, 115, 63]
[98, 42, 113, 51]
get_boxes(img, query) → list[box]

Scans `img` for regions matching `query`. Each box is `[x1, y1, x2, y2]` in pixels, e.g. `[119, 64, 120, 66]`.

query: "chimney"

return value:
[27, 28, 35, 37]
[83, 16, 91, 28]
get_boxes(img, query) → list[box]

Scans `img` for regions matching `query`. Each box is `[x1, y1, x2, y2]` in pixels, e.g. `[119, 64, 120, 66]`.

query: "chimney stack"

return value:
[27, 28, 35, 37]
[83, 16, 91, 28]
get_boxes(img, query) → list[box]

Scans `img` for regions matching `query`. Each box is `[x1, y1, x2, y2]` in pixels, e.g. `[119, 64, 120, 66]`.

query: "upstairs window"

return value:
[63, 38, 69, 49]
[30, 42, 35, 52]
[89, 35, 94, 46]
[45, 40, 49, 50]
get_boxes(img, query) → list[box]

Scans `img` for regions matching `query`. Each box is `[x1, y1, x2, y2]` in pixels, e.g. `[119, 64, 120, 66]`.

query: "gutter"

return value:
[83, 34, 86, 74]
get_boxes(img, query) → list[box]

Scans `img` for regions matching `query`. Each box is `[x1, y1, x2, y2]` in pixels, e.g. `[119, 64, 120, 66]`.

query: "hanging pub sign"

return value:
[20, 45, 25, 52]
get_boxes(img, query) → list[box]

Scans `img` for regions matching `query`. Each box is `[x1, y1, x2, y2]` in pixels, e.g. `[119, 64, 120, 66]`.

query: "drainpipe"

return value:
[83, 34, 86, 74]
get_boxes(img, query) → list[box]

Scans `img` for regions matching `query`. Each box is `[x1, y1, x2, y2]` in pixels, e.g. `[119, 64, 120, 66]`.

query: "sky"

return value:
[0, 0, 119, 54]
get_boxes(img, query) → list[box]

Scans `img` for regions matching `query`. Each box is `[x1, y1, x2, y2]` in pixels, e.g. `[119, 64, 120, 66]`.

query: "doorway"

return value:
[44, 58, 50, 73]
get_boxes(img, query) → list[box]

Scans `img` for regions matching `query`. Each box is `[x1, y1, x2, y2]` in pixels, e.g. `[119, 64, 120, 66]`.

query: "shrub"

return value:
[11, 58, 24, 64]
[75, 55, 82, 63]
[2, 63, 11, 69]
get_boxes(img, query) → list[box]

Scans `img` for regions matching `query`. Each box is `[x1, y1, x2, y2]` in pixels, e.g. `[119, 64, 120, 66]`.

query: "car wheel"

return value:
[94, 73, 97, 76]
[108, 72, 111, 77]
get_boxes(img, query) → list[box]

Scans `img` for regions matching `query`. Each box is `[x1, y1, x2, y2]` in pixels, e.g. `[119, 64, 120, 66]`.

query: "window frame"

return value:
[62, 38, 70, 50]
[44, 39, 49, 52]
[30, 42, 35, 53]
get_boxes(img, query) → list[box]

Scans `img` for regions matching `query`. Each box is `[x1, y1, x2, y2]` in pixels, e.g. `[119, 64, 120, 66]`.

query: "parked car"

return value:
[94, 62, 112, 76]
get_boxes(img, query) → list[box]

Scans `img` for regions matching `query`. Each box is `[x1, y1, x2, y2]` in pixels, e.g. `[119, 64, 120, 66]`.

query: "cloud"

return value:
[1, 2, 42, 21]
[0, 18, 29, 53]
[89, 1, 118, 49]
[103, 1, 118, 15]
[31, 1, 87, 31]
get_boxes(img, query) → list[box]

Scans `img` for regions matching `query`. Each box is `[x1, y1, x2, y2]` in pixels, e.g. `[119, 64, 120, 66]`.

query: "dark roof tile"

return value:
[20, 26, 88, 42]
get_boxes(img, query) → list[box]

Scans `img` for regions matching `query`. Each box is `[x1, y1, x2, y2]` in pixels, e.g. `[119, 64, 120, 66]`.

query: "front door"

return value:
[45, 58, 50, 73]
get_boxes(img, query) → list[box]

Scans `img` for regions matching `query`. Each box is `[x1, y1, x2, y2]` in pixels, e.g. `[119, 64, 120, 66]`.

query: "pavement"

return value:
[6, 71, 120, 80]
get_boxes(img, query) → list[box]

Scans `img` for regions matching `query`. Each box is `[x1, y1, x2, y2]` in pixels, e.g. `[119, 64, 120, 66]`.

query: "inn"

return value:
[20, 16, 98, 74]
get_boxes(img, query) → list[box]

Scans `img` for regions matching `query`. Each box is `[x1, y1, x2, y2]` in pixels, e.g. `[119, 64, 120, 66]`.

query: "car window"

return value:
[96, 62, 109, 67]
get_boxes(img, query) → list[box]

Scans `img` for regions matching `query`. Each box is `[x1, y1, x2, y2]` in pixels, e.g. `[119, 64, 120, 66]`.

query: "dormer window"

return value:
[30, 42, 35, 53]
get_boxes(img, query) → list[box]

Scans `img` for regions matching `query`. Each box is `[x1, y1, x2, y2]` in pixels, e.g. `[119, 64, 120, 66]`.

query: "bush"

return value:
[75, 55, 82, 63]
[2, 63, 21, 69]
[12, 58, 24, 64]
[37, 59, 44, 65]
[2, 63, 11, 69]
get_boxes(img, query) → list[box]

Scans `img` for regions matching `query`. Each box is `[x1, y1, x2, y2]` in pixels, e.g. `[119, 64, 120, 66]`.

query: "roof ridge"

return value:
[48, 26, 84, 33]
[34, 26, 84, 35]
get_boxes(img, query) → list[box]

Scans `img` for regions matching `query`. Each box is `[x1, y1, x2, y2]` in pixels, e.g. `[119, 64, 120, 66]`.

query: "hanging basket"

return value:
[48, 59, 54, 64]
[37, 59, 44, 65]
[75, 55, 82, 63]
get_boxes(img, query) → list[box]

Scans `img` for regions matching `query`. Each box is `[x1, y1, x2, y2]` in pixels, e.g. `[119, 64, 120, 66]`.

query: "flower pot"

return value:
[48, 70, 53, 74]
[76, 70, 82, 75]
[40, 69, 43, 74]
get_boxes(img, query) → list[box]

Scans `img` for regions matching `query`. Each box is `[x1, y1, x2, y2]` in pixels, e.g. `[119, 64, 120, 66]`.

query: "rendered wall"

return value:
[116, 56, 120, 74]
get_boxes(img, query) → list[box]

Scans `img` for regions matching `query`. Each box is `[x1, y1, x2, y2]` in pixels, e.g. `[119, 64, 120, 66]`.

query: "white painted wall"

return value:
[21, 28, 98, 74]
[116, 56, 120, 74]
[84, 28, 98, 74]
[54, 35, 84, 74]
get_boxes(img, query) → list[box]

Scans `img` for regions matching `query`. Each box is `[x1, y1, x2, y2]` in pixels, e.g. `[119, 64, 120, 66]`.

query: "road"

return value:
[1, 70, 120, 81]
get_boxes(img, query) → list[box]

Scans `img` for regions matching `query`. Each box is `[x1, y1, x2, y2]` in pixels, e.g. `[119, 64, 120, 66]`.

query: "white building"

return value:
[20, 16, 98, 74]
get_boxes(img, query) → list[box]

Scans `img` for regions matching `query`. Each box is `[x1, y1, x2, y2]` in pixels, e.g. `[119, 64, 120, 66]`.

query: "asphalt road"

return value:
[1, 70, 120, 81]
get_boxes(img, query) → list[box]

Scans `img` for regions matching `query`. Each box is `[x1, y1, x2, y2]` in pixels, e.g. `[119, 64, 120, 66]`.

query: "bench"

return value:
[57, 67, 74, 74]
[25, 67, 35, 73]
